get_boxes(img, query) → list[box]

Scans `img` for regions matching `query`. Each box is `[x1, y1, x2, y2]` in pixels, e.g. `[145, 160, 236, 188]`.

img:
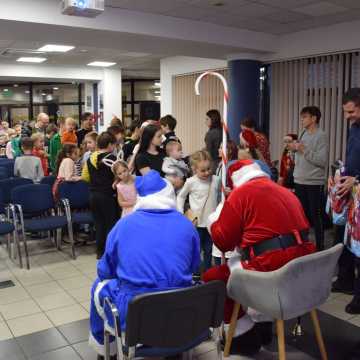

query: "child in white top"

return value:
[112, 160, 137, 218]
[56, 144, 82, 181]
[162, 141, 189, 191]
[177, 150, 219, 271]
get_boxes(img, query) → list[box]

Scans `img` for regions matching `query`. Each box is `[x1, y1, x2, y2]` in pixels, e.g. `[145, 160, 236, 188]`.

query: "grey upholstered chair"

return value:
[224, 244, 343, 360]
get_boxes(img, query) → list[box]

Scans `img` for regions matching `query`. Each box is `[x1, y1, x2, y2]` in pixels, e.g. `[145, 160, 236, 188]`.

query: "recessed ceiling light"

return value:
[3, 89, 9, 92]
[154, 81, 161, 87]
[37, 44, 75, 53]
[13, 84, 19, 88]
[25, 90, 30, 94]
[53, 87, 59, 90]
[17, 57, 47, 63]
[80, 49, 88, 53]
[41, 93, 46, 96]
[87, 61, 116, 67]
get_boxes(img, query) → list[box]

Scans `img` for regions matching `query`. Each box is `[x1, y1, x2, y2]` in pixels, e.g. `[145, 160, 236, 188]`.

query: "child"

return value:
[49, 118, 64, 173]
[162, 141, 189, 190]
[53, 144, 82, 199]
[0, 133, 8, 158]
[61, 117, 78, 145]
[14, 137, 44, 182]
[31, 133, 49, 176]
[160, 115, 180, 149]
[107, 125, 125, 160]
[82, 132, 119, 259]
[279, 134, 298, 188]
[177, 150, 219, 271]
[45, 123, 58, 152]
[112, 160, 137, 218]
[123, 121, 141, 161]
[6, 125, 22, 159]
[82, 131, 98, 165]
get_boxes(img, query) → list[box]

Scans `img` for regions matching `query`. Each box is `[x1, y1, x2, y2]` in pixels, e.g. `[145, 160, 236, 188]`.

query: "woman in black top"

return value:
[135, 124, 165, 176]
[204, 109, 223, 173]
[83, 132, 119, 258]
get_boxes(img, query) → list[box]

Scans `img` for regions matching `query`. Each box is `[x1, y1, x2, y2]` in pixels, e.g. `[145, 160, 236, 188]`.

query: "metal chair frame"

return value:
[103, 296, 223, 360]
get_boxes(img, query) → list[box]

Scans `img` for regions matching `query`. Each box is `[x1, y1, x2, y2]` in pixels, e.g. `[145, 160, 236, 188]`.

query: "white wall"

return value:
[160, 56, 227, 116]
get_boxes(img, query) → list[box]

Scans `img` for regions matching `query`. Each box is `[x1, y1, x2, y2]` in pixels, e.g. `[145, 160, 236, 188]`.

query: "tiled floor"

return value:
[0, 236, 359, 359]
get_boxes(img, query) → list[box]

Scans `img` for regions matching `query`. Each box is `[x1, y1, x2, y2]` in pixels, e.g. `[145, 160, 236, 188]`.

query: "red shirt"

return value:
[255, 131, 271, 166]
[32, 148, 49, 176]
[211, 177, 315, 271]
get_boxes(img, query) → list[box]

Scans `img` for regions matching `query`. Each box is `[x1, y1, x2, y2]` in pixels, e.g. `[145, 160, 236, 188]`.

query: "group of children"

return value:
[2, 112, 276, 270]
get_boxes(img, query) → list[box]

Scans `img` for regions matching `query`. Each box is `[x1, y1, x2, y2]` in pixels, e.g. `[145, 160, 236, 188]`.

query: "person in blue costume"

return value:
[89, 170, 200, 359]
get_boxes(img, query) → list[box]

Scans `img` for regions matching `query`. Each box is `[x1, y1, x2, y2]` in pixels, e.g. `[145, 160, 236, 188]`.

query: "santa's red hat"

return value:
[240, 129, 257, 149]
[227, 159, 269, 189]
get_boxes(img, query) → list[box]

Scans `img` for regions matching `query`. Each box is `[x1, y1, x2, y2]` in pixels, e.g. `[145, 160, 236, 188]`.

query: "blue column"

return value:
[228, 59, 261, 143]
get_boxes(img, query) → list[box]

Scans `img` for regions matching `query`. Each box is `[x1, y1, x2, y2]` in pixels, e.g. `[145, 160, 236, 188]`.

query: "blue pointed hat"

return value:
[135, 170, 167, 197]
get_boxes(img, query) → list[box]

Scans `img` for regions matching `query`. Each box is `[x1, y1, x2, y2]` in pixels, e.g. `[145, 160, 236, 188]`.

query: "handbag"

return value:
[185, 178, 213, 227]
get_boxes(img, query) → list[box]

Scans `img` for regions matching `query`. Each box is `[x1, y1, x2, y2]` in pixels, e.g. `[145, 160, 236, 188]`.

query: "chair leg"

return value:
[276, 319, 286, 360]
[13, 230, 23, 269]
[104, 329, 110, 360]
[214, 327, 223, 360]
[310, 309, 328, 360]
[223, 303, 241, 357]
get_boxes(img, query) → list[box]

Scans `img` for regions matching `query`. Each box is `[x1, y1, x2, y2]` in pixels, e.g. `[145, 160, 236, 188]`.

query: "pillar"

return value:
[98, 68, 122, 132]
[227, 57, 261, 143]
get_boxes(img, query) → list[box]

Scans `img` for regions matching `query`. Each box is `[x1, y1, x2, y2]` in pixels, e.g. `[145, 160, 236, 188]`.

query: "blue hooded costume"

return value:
[89, 171, 201, 355]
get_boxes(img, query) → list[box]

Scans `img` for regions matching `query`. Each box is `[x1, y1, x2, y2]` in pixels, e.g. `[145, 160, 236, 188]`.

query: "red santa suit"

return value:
[203, 160, 316, 338]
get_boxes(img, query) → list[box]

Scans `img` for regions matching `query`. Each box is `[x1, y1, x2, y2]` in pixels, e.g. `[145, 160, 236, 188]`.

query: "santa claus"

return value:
[203, 159, 316, 355]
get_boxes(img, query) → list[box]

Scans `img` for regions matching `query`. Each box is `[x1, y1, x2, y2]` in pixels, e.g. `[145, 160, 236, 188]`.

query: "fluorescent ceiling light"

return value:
[3, 89, 9, 92]
[154, 82, 161, 87]
[38, 44, 75, 52]
[41, 93, 46, 96]
[13, 84, 18, 88]
[53, 87, 59, 90]
[87, 61, 116, 67]
[25, 90, 30, 94]
[17, 57, 47, 63]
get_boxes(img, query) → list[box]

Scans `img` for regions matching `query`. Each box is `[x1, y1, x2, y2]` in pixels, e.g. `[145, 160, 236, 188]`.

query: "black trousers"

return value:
[337, 246, 360, 297]
[295, 183, 325, 251]
[89, 192, 119, 258]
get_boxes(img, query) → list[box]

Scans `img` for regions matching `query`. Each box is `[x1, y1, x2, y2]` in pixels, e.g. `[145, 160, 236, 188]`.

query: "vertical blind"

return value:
[173, 69, 228, 155]
[269, 52, 360, 168]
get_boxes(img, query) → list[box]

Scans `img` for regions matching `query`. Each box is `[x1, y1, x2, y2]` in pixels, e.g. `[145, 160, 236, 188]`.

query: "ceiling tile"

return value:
[230, 2, 279, 16]
[189, 0, 250, 8]
[294, 1, 348, 16]
[105, 0, 184, 14]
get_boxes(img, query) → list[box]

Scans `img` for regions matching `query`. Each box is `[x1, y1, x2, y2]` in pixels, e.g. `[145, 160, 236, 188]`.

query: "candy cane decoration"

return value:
[195, 71, 229, 201]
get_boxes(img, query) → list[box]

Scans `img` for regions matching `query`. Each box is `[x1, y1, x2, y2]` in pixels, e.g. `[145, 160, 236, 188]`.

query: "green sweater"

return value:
[49, 133, 62, 172]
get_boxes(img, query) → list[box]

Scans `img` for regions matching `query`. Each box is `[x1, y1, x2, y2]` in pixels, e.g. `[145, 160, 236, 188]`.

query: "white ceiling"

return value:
[105, 0, 360, 34]
[0, 40, 162, 78]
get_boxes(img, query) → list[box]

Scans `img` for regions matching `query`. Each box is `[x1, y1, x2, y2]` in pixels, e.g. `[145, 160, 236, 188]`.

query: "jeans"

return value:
[295, 183, 325, 251]
[196, 227, 213, 272]
[89, 192, 119, 258]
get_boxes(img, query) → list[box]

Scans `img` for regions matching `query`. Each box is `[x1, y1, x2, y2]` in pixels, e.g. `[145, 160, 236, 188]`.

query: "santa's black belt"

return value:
[241, 230, 309, 261]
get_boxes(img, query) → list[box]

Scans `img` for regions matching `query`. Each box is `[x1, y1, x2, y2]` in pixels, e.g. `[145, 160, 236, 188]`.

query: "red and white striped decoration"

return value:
[195, 71, 229, 201]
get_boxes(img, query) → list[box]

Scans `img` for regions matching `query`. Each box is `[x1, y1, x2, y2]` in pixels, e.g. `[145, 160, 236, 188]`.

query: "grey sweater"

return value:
[294, 128, 328, 185]
[14, 155, 44, 183]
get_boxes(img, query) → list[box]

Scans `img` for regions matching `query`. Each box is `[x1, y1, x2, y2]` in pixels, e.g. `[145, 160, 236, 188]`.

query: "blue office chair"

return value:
[40, 175, 56, 188]
[0, 178, 33, 204]
[0, 189, 22, 268]
[0, 159, 15, 177]
[0, 167, 9, 180]
[58, 181, 94, 243]
[11, 184, 75, 269]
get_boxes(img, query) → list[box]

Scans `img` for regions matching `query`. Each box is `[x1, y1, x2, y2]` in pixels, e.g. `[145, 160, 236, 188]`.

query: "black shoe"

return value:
[97, 355, 117, 360]
[221, 325, 261, 356]
[345, 297, 360, 314]
[332, 280, 354, 295]
[254, 321, 273, 346]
